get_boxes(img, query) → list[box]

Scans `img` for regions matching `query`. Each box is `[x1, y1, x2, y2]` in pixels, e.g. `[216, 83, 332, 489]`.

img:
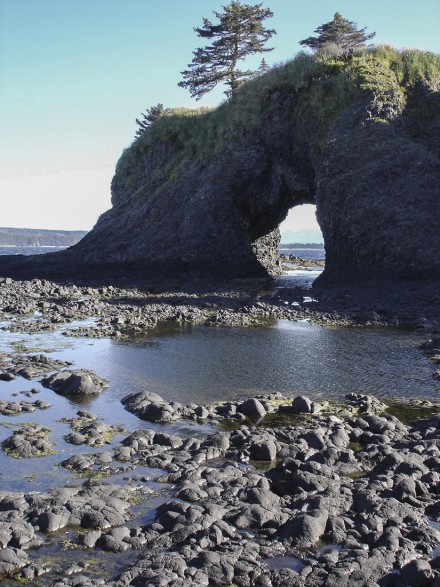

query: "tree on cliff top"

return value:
[178, 1, 275, 100]
[135, 103, 168, 138]
[300, 12, 375, 58]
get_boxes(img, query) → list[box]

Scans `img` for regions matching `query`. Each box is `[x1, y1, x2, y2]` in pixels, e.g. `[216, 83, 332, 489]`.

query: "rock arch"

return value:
[1, 60, 439, 286]
[69, 84, 440, 285]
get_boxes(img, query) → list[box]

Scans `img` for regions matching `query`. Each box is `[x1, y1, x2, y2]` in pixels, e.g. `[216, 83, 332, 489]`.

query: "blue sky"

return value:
[1, 0, 439, 232]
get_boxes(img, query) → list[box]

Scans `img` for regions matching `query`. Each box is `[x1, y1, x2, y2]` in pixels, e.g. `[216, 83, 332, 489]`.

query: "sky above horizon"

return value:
[1, 0, 439, 236]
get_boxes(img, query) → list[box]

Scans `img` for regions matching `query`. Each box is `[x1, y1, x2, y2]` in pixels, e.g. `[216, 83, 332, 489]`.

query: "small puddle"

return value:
[428, 519, 440, 557]
[265, 556, 305, 572]
[318, 543, 343, 554]
[0, 528, 138, 587]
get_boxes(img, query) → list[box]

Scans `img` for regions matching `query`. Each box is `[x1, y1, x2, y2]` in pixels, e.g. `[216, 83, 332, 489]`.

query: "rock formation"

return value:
[1, 48, 439, 284]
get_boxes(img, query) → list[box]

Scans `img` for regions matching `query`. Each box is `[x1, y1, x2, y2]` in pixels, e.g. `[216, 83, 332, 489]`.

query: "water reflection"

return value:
[0, 319, 438, 493]
[52, 320, 438, 407]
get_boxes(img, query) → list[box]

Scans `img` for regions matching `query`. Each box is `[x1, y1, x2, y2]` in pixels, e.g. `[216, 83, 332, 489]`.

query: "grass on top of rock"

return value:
[115, 46, 440, 187]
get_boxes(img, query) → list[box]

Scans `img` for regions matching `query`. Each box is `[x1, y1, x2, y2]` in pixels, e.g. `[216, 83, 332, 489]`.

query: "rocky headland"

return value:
[0, 228, 87, 248]
[0, 45, 440, 587]
[0, 46, 439, 289]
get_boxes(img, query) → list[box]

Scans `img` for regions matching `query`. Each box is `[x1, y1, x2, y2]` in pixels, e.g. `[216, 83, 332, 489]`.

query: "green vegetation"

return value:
[299, 12, 375, 58]
[348, 441, 364, 452]
[385, 399, 440, 426]
[135, 103, 168, 138]
[12, 341, 56, 353]
[178, 1, 275, 99]
[116, 46, 440, 195]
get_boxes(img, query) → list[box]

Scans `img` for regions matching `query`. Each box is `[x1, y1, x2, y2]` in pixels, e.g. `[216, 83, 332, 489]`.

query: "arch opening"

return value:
[279, 205, 323, 248]
[277, 205, 325, 280]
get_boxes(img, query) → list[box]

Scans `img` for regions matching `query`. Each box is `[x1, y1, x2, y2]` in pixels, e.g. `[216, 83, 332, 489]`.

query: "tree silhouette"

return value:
[135, 104, 167, 138]
[179, 1, 275, 99]
[300, 13, 375, 58]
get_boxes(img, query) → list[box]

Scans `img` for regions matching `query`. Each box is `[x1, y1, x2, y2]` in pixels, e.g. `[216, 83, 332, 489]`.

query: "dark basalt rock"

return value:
[41, 369, 108, 396]
[1, 393, 440, 585]
[2, 424, 56, 459]
[0, 54, 438, 286]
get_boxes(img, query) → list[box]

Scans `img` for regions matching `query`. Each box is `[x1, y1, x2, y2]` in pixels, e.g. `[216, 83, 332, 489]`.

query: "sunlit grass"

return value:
[114, 47, 440, 195]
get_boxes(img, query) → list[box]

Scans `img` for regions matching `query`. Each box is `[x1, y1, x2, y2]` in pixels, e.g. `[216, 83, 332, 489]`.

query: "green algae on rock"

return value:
[2, 424, 56, 459]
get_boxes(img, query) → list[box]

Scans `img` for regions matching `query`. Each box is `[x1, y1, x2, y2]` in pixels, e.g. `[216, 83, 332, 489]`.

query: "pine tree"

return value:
[299, 13, 375, 58]
[135, 104, 167, 138]
[178, 1, 275, 100]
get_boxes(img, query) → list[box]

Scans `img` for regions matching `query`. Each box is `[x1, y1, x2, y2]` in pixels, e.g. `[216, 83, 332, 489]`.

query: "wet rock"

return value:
[276, 508, 329, 547]
[42, 369, 108, 396]
[0, 547, 28, 576]
[81, 529, 102, 548]
[97, 526, 131, 552]
[194, 405, 210, 419]
[122, 391, 179, 423]
[249, 436, 277, 461]
[0, 372, 15, 381]
[61, 412, 126, 447]
[191, 550, 235, 585]
[2, 424, 56, 458]
[0, 353, 71, 380]
[398, 558, 434, 586]
[64, 432, 87, 445]
[36, 508, 71, 532]
[292, 395, 321, 414]
[240, 398, 267, 419]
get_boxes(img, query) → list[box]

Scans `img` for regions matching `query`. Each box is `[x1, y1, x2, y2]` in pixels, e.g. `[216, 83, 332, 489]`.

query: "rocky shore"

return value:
[0, 275, 439, 337]
[0, 275, 439, 586]
[0, 387, 439, 586]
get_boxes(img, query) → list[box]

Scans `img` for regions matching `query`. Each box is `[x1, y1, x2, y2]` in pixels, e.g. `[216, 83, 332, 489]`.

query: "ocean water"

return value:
[279, 244, 325, 261]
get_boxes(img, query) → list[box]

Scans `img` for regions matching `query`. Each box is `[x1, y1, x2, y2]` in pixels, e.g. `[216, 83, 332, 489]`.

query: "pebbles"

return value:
[0, 352, 71, 380]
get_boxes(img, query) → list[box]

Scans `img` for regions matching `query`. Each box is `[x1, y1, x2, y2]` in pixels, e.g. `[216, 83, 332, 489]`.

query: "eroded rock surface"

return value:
[1, 392, 440, 586]
[42, 369, 108, 396]
[0, 51, 439, 286]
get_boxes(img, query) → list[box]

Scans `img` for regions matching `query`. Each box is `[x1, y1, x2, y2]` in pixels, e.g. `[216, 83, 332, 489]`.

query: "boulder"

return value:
[276, 509, 329, 547]
[42, 369, 108, 395]
[239, 398, 267, 419]
[292, 396, 315, 413]
[250, 438, 277, 461]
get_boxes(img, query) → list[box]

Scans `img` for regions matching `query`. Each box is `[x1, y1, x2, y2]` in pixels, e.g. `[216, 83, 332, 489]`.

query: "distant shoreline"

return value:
[279, 242, 324, 248]
[0, 227, 87, 247]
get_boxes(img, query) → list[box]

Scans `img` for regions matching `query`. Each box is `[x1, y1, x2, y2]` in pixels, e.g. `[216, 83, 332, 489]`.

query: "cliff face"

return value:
[74, 95, 316, 277]
[1, 48, 439, 284]
[316, 84, 440, 283]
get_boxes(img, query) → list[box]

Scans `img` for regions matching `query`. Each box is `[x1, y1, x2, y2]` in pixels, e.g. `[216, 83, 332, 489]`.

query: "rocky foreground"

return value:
[0, 276, 439, 586]
[0, 388, 440, 587]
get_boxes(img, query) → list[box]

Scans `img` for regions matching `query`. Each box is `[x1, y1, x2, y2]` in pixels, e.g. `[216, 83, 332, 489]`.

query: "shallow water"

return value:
[54, 320, 438, 404]
[265, 555, 305, 572]
[0, 318, 438, 492]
